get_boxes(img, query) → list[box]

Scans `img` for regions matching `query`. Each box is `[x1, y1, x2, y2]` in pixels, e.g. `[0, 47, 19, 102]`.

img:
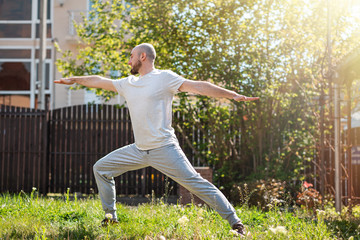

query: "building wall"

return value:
[0, 0, 124, 109]
[0, 0, 54, 108]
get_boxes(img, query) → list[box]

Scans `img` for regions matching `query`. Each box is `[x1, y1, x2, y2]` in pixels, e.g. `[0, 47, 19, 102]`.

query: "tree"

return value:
[56, 0, 360, 196]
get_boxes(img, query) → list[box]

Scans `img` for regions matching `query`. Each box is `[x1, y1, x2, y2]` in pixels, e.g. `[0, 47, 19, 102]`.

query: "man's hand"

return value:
[233, 95, 259, 102]
[54, 78, 75, 85]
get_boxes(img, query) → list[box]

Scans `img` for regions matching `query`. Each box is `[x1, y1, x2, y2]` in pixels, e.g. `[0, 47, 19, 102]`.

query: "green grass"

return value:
[0, 191, 359, 239]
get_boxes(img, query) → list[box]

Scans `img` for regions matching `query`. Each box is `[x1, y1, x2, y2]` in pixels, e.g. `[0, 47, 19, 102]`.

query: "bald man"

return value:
[55, 43, 258, 236]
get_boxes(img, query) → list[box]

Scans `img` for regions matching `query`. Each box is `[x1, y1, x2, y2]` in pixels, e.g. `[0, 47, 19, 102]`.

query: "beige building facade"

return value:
[0, 0, 124, 109]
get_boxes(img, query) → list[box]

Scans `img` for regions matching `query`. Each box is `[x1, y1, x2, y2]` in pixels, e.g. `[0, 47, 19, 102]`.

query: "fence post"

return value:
[41, 109, 49, 194]
[178, 167, 213, 205]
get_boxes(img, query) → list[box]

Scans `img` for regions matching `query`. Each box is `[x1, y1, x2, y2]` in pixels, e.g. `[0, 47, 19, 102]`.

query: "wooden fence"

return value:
[1, 104, 359, 202]
[0, 104, 177, 195]
[0, 105, 48, 193]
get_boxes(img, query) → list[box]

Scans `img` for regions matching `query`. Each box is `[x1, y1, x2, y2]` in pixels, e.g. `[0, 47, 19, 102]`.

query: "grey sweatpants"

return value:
[93, 143, 241, 226]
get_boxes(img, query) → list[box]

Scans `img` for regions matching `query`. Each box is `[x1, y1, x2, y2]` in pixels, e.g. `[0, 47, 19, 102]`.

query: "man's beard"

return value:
[130, 60, 142, 75]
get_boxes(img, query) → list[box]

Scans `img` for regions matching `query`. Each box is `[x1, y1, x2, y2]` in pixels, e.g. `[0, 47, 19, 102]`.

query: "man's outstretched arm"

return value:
[54, 75, 116, 92]
[178, 80, 259, 101]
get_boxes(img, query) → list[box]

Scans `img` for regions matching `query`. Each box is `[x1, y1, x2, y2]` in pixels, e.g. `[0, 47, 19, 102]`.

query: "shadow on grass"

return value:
[57, 224, 100, 239]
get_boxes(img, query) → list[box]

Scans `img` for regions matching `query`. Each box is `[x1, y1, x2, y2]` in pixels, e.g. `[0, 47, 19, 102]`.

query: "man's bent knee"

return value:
[93, 160, 102, 174]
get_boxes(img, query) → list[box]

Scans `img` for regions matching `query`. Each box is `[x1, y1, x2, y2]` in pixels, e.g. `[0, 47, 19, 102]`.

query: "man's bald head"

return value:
[134, 43, 156, 62]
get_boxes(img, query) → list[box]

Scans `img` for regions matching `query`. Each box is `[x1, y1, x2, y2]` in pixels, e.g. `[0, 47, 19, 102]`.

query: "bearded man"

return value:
[55, 43, 258, 236]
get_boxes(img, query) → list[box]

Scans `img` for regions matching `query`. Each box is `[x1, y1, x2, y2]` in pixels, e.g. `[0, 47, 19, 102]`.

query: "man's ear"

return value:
[140, 52, 146, 61]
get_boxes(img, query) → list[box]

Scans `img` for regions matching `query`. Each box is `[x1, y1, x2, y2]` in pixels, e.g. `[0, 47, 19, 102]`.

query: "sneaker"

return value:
[101, 218, 119, 227]
[232, 222, 246, 237]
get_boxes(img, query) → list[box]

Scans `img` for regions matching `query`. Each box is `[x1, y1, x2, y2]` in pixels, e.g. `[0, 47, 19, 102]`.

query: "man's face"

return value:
[128, 47, 142, 75]
[130, 59, 142, 75]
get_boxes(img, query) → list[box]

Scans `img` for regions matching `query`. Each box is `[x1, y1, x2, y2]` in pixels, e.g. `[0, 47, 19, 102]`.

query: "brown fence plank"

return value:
[58, 107, 63, 193]
[61, 107, 67, 193]
[97, 105, 101, 155]
[0, 106, 5, 191]
[59, 107, 65, 193]
[107, 104, 112, 158]
[60, 107, 65, 193]
[41, 109, 47, 193]
[48, 108, 53, 193]
[55, 108, 60, 193]
[7, 106, 14, 192]
[65, 106, 71, 193]
[119, 107, 123, 147]
[73, 106, 78, 192]
[18, 107, 26, 192]
[36, 108, 41, 191]
[69, 106, 75, 192]
[31, 107, 38, 191]
[7, 106, 15, 192]
[14, 106, 21, 192]
[4, 106, 11, 191]
[5, 106, 12, 191]
[14, 107, 21, 192]
[24, 108, 31, 192]
[103, 105, 108, 157]
[50, 109, 61, 192]
[72, 105, 78, 192]
[49, 108, 54, 193]
[78, 104, 84, 192]
[126, 108, 132, 145]
[24, 107, 32, 192]
[86, 104, 92, 192]
[77, 104, 82, 192]
[52, 108, 58, 192]
[53, 107, 58, 193]
[115, 106, 120, 147]
[0, 106, 4, 191]
[91, 104, 97, 190]
[56, 108, 60, 193]
[78, 105, 83, 192]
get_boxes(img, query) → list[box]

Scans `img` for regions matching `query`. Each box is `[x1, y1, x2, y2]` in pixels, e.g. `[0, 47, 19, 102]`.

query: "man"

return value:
[55, 43, 258, 236]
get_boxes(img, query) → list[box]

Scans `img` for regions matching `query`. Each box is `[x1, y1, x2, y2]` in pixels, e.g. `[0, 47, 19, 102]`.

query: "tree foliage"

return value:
[55, 0, 360, 195]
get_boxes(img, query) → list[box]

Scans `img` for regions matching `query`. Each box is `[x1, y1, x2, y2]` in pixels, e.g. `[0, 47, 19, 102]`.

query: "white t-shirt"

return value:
[112, 69, 185, 150]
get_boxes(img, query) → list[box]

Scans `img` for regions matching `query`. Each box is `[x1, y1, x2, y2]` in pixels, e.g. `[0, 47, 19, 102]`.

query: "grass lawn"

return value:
[0, 191, 359, 239]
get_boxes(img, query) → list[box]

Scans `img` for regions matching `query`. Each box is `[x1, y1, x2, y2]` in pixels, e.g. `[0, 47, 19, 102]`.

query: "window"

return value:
[36, 0, 51, 20]
[35, 49, 52, 59]
[0, 0, 52, 39]
[35, 23, 52, 38]
[0, 0, 32, 20]
[0, 24, 32, 38]
[0, 95, 31, 108]
[35, 47, 52, 90]
[0, 47, 53, 108]
[35, 62, 51, 90]
[0, 62, 31, 90]
[0, 49, 31, 59]
[36, 0, 52, 38]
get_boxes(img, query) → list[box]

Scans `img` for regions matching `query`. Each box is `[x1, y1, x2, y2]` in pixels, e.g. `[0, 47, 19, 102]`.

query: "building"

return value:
[0, 0, 124, 109]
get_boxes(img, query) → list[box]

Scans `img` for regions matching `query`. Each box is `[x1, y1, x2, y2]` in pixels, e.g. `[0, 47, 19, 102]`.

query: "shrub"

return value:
[229, 179, 297, 209]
